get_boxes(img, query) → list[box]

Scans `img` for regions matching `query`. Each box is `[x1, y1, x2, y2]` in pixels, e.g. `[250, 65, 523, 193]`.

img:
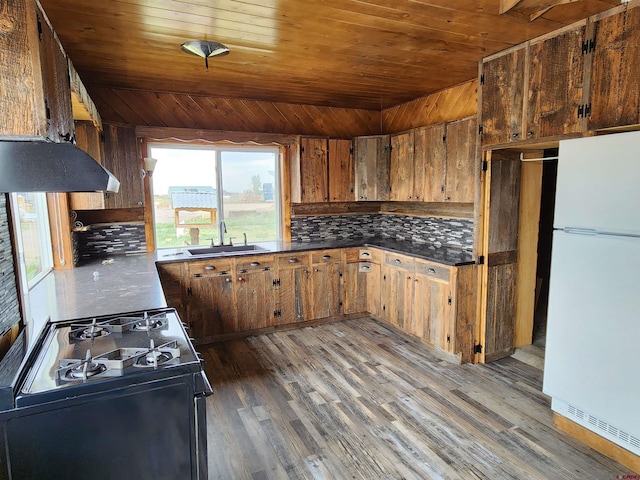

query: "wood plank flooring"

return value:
[201, 318, 628, 479]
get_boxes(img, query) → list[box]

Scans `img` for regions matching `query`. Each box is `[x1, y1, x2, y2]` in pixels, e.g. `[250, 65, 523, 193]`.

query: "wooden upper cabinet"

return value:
[414, 124, 446, 202]
[444, 117, 477, 203]
[68, 121, 106, 210]
[299, 137, 329, 203]
[480, 44, 528, 146]
[328, 139, 354, 202]
[389, 131, 415, 201]
[353, 135, 390, 201]
[0, 0, 73, 142]
[527, 23, 588, 140]
[588, 3, 640, 131]
[103, 124, 144, 209]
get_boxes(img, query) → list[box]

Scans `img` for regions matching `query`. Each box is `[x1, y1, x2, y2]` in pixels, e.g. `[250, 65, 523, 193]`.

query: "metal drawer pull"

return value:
[361, 265, 370, 270]
[428, 268, 436, 274]
[250, 262, 260, 267]
[288, 258, 299, 263]
[361, 252, 370, 257]
[225, 278, 231, 283]
[395, 259, 401, 264]
[204, 265, 215, 271]
[322, 255, 331, 260]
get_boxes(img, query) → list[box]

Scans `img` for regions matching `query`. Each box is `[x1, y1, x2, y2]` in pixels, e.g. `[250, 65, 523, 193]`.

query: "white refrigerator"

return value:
[543, 130, 640, 455]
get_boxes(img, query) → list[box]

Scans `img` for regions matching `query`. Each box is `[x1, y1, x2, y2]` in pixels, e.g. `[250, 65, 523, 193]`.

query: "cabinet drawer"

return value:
[235, 255, 276, 273]
[310, 249, 340, 264]
[415, 259, 451, 282]
[343, 248, 361, 263]
[188, 259, 233, 277]
[359, 248, 382, 263]
[384, 252, 415, 270]
[277, 252, 310, 269]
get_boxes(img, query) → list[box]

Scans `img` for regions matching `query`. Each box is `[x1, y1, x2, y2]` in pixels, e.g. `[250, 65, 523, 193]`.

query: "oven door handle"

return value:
[193, 371, 214, 397]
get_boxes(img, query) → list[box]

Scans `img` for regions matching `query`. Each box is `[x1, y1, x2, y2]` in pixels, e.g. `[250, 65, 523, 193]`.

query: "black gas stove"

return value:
[0, 308, 212, 480]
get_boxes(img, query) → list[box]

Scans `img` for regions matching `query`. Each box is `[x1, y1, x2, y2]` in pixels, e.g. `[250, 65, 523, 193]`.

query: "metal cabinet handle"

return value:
[428, 268, 436, 274]
[250, 262, 260, 267]
[313, 268, 319, 272]
[204, 265, 216, 271]
[361, 265, 370, 270]
[225, 278, 231, 283]
[322, 255, 331, 260]
[395, 259, 401, 264]
[288, 258, 299, 263]
[361, 252, 370, 257]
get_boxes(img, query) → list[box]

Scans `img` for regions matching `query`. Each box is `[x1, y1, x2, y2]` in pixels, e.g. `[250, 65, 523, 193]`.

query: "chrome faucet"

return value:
[218, 220, 227, 246]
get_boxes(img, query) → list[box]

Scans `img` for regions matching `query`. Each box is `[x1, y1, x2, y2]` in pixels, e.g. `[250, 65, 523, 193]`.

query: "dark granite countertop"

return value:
[27, 238, 473, 329]
[157, 237, 475, 267]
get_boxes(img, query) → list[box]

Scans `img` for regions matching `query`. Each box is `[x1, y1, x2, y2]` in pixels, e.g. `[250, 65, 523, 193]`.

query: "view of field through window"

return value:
[150, 146, 279, 249]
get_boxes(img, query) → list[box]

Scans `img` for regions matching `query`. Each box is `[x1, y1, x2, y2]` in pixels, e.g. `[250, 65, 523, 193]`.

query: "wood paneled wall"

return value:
[382, 80, 478, 134]
[90, 87, 381, 138]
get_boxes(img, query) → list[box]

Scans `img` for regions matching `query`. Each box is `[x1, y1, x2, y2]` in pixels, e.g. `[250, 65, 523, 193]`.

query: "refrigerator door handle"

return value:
[563, 227, 597, 235]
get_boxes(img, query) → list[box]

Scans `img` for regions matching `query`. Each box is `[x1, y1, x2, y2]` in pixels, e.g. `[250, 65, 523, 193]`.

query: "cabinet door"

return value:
[342, 262, 367, 314]
[36, 6, 74, 143]
[235, 268, 277, 331]
[413, 274, 453, 352]
[300, 137, 329, 203]
[309, 261, 341, 319]
[69, 121, 105, 210]
[187, 272, 236, 339]
[414, 124, 446, 202]
[381, 264, 413, 329]
[156, 263, 187, 322]
[389, 131, 415, 201]
[588, 5, 640, 130]
[444, 117, 477, 203]
[365, 262, 381, 318]
[278, 256, 311, 325]
[481, 45, 527, 146]
[354, 135, 391, 201]
[103, 124, 144, 209]
[328, 139, 354, 202]
[527, 24, 587, 139]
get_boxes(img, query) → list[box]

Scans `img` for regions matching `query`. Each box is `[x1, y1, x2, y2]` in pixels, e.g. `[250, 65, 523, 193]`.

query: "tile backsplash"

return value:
[291, 214, 473, 251]
[0, 195, 21, 333]
[73, 222, 147, 264]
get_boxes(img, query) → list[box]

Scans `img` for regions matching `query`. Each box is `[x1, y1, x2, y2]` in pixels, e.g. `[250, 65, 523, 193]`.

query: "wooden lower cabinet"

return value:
[158, 247, 476, 362]
[235, 256, 278, 331]
[381, 253, 415, 329]
[277, 253, 311, 325]
[187, 266, 236, 338]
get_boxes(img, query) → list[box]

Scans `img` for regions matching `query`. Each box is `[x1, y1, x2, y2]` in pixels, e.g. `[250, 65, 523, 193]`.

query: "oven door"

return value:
[1, 375, 201, 480]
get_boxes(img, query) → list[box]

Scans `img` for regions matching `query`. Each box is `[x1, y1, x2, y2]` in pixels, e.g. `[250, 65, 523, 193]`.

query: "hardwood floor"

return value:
[201, 318, 627, 479]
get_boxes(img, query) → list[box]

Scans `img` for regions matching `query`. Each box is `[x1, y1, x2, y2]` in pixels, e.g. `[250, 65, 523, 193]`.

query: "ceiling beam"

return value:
[500, 0, 583, 21]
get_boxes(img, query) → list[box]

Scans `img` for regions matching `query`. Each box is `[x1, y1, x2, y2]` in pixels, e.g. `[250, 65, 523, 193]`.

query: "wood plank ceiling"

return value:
[39, 0, 620, 111]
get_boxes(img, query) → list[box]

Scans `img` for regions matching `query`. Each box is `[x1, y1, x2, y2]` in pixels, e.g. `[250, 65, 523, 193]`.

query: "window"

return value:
[10, 192, 53, 288]
[149, 145, 280, 249]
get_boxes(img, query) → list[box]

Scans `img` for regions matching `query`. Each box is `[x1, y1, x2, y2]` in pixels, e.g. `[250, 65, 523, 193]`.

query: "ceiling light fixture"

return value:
[180, 40, 230, 71]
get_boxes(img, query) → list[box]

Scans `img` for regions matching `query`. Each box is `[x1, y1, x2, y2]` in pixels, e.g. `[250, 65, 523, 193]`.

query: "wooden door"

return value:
[478, 151, 521, 362]
[342, 262, 367, 315]
[69, 121, 106, 210]
[364, 262, 381, 318]
[414, 124, 446, 202]
[588, 4, 640, 130]
[444, 117, 477, 203]
[187, 272, 236, 339]
[103, 123, 144, 209]
[381, 263, 413, 330]
[309, 261, 341, 319]
[300, 137, 329, 203]
[480, 45, 528, 146]
[278, 254, 311, 325]
[353, 135, 391, 201]
[527, 23, 587, 139]
[328, 139, 354, 202]
[389, 131, 415, 201]
[413, 273, 452, 350]
[235, 268, 277, 331]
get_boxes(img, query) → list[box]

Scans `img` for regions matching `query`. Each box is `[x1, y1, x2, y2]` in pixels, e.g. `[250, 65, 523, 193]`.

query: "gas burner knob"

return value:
[181, 322, 190, 332]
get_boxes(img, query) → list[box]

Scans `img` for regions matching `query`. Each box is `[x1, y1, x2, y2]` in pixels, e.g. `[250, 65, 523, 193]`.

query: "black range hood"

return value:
[0, 141, 120, 193]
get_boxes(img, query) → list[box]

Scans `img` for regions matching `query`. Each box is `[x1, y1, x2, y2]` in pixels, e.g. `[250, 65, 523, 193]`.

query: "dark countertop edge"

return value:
[155, 239, 475, 267]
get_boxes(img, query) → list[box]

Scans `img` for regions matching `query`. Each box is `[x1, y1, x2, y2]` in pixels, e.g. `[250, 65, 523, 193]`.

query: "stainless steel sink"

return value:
[185, 244, 267, 256]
